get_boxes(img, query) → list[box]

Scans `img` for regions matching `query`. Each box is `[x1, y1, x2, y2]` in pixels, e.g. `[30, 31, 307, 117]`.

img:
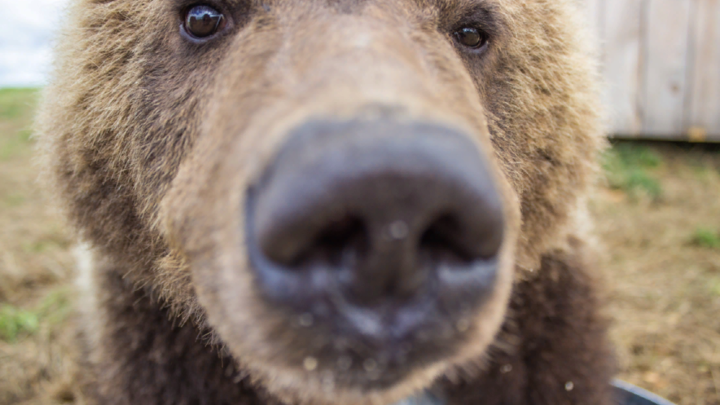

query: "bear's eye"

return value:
[184, 5, 226, 39]
[453, 27, 488, 50]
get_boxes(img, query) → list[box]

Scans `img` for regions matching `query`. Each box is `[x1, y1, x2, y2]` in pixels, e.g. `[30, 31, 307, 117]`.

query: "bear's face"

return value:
[39, 0, 601, 404]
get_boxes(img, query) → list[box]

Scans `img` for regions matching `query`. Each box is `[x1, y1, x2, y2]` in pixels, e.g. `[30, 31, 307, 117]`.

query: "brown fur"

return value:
[442, 239, 614, 405]
[36, 0, 612, 404]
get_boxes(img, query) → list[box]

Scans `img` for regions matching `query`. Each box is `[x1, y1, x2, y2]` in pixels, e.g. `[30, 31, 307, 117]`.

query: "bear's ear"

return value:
[393, 391, 445, 405]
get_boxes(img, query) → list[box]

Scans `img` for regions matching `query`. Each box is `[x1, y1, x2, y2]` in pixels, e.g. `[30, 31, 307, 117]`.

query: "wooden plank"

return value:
[642, 0, 691, 138]
[602, 0, 645, 136]
[686, 0, 720, 141]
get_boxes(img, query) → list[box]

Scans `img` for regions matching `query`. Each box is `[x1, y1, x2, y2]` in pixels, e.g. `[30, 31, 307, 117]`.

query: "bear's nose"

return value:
[247, 119, 504, 310]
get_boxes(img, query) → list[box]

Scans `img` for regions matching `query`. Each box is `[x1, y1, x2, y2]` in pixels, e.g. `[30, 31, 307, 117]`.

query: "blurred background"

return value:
[0, 1, 718, 404]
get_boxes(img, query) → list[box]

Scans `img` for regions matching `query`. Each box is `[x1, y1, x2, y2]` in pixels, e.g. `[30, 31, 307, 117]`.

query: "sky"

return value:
[0, 0, 70, 87]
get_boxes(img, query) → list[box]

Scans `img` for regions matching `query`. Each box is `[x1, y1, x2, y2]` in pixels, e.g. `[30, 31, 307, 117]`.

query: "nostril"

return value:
[420, 212, 502, 266]
[420, 214, 476, 265]
[293, 215, 369, 268]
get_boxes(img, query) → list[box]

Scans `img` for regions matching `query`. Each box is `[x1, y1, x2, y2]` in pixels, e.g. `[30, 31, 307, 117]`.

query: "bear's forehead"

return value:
[161, 0, 502, 11]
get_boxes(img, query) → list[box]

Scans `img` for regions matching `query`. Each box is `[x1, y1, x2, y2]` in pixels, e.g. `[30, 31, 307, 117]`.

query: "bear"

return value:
[36, 0, 614, 404]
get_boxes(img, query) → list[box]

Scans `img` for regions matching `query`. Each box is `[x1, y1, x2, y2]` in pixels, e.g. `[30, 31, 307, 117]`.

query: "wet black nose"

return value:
[247, 119, 504, 309]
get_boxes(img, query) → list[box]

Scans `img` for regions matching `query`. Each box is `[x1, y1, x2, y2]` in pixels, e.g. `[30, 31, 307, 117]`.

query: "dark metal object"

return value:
[393, 392, 443, 405]
[391, 381, 676, 405]
[614, 379, 677, 405]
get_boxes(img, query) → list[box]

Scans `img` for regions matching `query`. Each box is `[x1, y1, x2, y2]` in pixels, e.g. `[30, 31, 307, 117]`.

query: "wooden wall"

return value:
[579, 0, 720, 141]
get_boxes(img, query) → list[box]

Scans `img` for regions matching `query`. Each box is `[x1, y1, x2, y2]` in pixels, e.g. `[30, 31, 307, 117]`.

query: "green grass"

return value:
[603, 143, 663, 199]
[692, 228, 720, 249]
[23, 239, 61, 254]
[0, 88, 40, 161]
[0, 129, 33, 161]
[710, 278, 720, 297]
[0, 305, 39, 343]
[1, 193, 26, 208]
[0, 288, 71, 343]
[0, 88, 40, 120]
[37, 288, 72, 326]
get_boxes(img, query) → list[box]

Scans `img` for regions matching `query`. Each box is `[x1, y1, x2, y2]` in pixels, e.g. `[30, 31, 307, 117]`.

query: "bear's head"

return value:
[37, 0, 602, 404]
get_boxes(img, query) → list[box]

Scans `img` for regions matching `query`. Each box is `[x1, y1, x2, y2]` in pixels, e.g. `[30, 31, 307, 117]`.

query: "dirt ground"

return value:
[595, 141, 720, 405]
[0, 88, 719, 405]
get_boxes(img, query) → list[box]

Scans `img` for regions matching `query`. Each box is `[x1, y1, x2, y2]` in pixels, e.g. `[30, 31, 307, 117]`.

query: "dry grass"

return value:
[0, 89, 718, 404]
[594, 141, 720, 405]
[0, 88, 77, 405]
